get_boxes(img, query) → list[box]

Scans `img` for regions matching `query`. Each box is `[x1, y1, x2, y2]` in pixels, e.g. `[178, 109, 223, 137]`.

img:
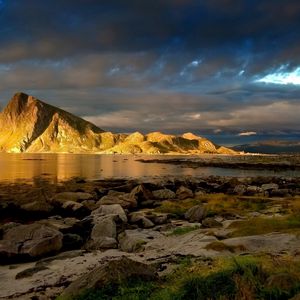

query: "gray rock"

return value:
[21, 201, 54, 214]
[60, 256, 157, 299]
[52, 192, 93, 203]
[98, 191, 137, 209]
[246, 186, 263, 195]
[176, 186, 194, 200]
[185, 205, 207, 222]
[63, 233, 84, 250]
[270, 189, 291, 197]
[0, 223, 63, 262]
[202, 217, 223, 228]
[152, 189, 176, 200]
[261, 183, 279, 191]
[85, 215, 118, 250]
[38, 217, 79, 234]
[118, 229, 163, 252]
[130, 184, 153, 203]
[233, 184, 247, 195]
[61, 200, 87, 216]
[92, 204, 127, 223]
[129, 212, 154, 228]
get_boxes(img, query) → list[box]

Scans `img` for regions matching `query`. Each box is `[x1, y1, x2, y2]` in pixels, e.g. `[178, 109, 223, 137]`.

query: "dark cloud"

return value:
[0, 0, 299, 138]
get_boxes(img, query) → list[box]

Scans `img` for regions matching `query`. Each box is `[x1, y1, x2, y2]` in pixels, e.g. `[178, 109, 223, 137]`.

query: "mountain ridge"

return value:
[0, 93, 237, 154]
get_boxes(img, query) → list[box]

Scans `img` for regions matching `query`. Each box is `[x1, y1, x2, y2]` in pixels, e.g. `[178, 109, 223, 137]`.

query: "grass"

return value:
[205, 241, 247, 253]
[60, 255, 300, 300]
[168, 225, 200, 236]
[229, 214, 300, 237]
[155, 193, 273, 218]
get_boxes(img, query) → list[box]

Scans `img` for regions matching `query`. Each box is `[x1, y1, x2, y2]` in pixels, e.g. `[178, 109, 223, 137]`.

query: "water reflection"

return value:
[0, 153, 298, 183]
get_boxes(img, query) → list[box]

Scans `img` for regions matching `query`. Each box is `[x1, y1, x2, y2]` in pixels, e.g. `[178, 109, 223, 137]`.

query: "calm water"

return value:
[0, 153, 299, 183]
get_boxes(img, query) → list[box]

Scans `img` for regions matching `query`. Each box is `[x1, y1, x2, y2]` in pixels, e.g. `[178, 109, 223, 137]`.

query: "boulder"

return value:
[60, 256, 157, 299]
[81, 200, 98, 211]
[0, 223, 63, 262]
[61, 200, 88, 217]
[147, 213, 169, 225]
[62, 233, 84, 250]
[85, 215, 118, 250]
[202, 217, 223, 228]
[130, 184, 153, 203]
[129, 212, 154, 228]
[270, 189, 291, 197]
[52, 192, 93, 204]
[233, 184, 247, 195]
[176, 186, 194, 200]
[261, 183, 279, 191]
[92, 204, 127, 223]
[246, 186, 263, 196]
[38, 217, 80, 234]
[152, 189, 176, 200]
[118, 229, 163, 252]
[98, 191, 137, 209]
[20, 201, 54, 215]
[185, 205, 207, 222]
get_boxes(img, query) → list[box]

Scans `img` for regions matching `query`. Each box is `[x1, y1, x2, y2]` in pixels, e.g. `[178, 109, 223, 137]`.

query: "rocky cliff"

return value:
[0, 93, 236, 154]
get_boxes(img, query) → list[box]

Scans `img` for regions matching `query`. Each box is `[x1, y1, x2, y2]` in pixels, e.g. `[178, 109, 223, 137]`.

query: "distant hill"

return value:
[0, 92, 236, 154]
[233, 140, 300, 154]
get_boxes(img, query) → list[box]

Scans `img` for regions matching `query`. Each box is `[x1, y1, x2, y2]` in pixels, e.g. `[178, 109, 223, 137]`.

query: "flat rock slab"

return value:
[223, 233, 300, 253]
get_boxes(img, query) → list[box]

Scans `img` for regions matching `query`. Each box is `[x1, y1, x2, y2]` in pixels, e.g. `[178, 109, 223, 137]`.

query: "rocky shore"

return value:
[0, 175, 300, 299]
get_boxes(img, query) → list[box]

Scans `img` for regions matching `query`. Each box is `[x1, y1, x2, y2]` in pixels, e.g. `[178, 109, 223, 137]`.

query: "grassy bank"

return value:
[60, 255, 300, 300]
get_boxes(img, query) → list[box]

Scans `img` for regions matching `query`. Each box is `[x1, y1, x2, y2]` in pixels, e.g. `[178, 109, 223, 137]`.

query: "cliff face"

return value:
[0, 93, 236, 154]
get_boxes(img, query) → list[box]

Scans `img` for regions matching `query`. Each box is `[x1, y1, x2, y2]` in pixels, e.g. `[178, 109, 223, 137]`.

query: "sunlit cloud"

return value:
[256, 66, 300, 85]
[238, 131, 257, 136]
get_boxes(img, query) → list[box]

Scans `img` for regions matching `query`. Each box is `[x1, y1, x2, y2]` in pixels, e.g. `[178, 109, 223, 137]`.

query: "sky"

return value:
[0, 0, 300, 143]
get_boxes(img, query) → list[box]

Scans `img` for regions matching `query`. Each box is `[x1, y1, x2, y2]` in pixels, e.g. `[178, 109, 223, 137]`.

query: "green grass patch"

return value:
[168, 225, 200, 236]
[229, 214, 300, 237]
[60, 256, 300, 300]
[155, 193, 274, 218]
[205, 241, 247, 253]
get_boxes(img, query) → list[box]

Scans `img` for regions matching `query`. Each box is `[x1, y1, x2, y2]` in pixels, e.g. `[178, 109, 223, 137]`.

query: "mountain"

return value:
[0, 93, 236, 154]
[233, 140, 300, 154]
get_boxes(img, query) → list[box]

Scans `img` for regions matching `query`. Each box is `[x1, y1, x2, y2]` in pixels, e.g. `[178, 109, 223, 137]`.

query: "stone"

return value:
[85, 215, 118, 250]
[233, 184, 247, 195]
[185, 205, 207, 222]
[148, 213, 169, 225]
[194, 190, 206, 197]
[61, 200, 88, 217]
[39, 217, 80, 234]
[152, 189, 176, 200]
[261, 183, 279, 191]
[52, 192, 93, 203]
[98, 191, 137, 209]
[21, 201, 54, 215]
[0, 223, 63, 262]
[270, 189, 291, 197]
[92, 204, 127, 223]
[81, 200, 97, 211]
[60, 256, 157, 299]
[246, 186, 263, 196]
[118, 229, 163, 252]
[176, 186, 194, 200]
[62, 233, 84, 250]
[130, 184, 153, 203]
[202, 217, 223, 228]
[129, 212, 154, 228]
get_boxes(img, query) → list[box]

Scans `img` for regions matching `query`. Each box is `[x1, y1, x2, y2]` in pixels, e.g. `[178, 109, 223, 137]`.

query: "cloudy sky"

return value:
[0, 0, 300, 142]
